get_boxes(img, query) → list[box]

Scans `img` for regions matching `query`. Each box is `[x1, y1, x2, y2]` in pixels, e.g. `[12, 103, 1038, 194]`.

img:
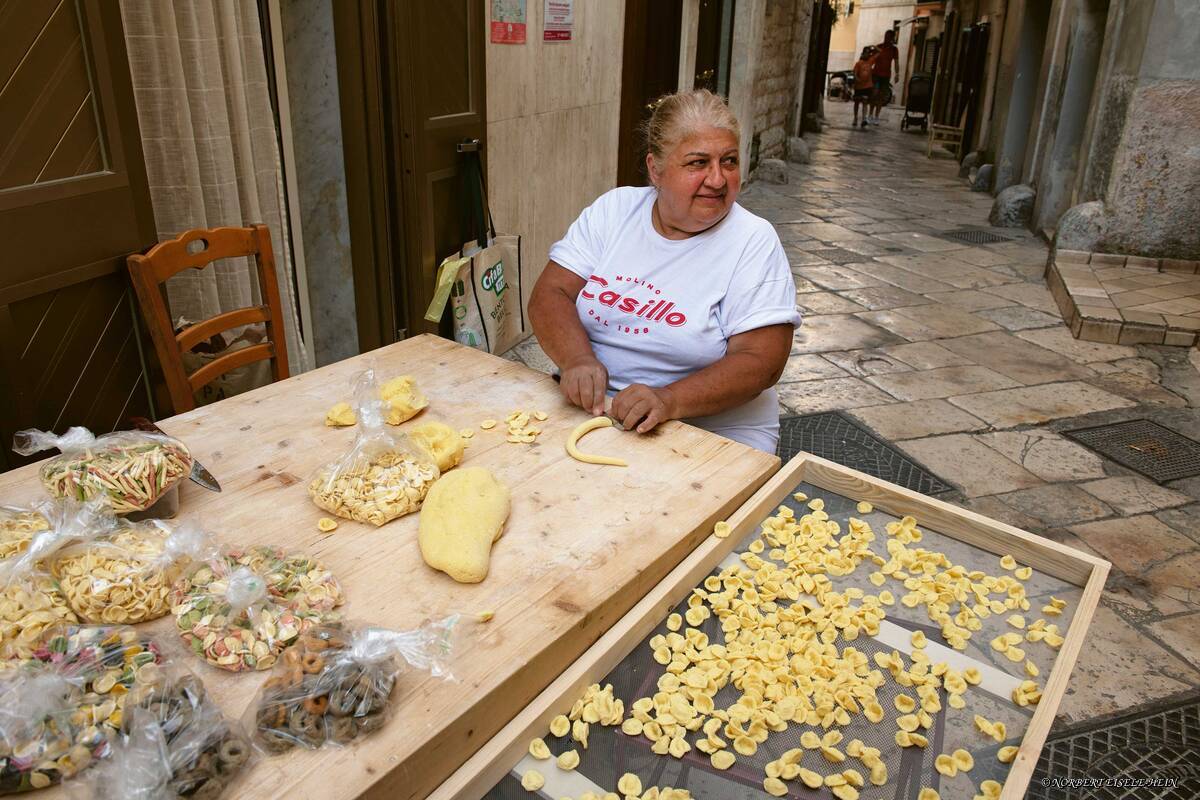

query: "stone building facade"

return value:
[752, 0, 814, 163]
[957, 0, 1200, 260]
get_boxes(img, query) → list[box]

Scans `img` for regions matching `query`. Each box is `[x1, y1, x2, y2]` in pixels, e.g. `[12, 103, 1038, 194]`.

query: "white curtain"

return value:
[120, 0, 310, 372]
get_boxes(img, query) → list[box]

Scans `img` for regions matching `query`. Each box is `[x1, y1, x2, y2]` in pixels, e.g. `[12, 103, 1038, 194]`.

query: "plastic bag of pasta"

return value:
[0, 506, 51, 562]
[249, 616, 456, 753]
[308, 370, 439, 526]
[74, 664, 251, 800]
[0, 624, 170, 793]
[171, 544, 345, 673]
[12, 427, 193, 515]
[48, 519, 216, 626]
[0, 663, 83, 792]
[0, 502, 113, 660]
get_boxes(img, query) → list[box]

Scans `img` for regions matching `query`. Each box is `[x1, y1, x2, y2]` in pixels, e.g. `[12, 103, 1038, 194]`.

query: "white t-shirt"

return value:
[548, 186, 802, 452]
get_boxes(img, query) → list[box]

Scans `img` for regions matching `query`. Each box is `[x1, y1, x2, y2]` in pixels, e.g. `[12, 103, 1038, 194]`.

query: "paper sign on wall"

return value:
[543, 0, 573, 42]
[491, 0, 527, 44]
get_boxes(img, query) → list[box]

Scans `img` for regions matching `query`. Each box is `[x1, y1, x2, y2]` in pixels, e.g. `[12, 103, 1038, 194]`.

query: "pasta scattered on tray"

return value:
[513, 492, 1075, 799]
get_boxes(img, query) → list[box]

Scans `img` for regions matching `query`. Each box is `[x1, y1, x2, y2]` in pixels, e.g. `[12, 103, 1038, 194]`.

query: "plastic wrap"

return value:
[249, 616, 456, 753]
[0, 663, 82, 792]
[49, 519, 216, 625]
[0, 625, 168, 793]
[12, 428, 193, 515]
[0, 507, 50, 561]
[75, 664, 251, 800]
[308, 370, 439, 526]
[0, 502, 113, 661]
[171, 545, 345, 672]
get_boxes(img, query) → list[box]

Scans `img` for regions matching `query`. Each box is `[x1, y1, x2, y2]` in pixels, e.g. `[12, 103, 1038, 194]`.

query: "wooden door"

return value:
[617, 0, 684, 187]
[392, 1, 487, 338]
[333, 0, 486, 347]
[0, 0, 157, 471]
[694, 0, 736, 96]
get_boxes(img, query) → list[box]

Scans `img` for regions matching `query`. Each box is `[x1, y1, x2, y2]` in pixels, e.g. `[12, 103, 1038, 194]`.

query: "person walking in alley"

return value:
[867, 29, 900, 125]
[529, 90, 801, 453]
[852, 46, 876, 128]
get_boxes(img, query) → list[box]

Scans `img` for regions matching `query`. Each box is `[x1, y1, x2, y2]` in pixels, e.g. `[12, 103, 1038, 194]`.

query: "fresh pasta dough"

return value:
[418, 467, 510, 583]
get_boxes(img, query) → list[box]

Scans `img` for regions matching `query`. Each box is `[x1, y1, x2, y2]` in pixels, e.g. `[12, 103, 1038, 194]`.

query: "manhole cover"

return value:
[1029, 692, 1200, 800]
[777, 412, 953, 495]
[1061, 419, 1200, 483]
[941, 228, 1016, 245]
[807, 247, 865, 264]
[1084, 744, 1200, 799]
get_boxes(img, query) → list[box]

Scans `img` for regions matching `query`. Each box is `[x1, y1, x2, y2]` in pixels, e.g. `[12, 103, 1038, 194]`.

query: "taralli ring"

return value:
[303, 695, 330, 715]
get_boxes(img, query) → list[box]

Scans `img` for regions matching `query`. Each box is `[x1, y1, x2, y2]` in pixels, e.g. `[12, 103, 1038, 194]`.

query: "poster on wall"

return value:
[491, 0, 527, 44]
[543, 0, 573, 42]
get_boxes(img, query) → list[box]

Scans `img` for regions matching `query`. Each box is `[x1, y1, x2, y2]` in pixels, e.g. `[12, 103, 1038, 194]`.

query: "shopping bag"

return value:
[426, 235, 526, 354]
[424, 148, 528, 355]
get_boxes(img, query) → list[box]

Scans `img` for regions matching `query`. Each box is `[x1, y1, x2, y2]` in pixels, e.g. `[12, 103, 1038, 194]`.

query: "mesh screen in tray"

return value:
[485, 481, 1082, 800]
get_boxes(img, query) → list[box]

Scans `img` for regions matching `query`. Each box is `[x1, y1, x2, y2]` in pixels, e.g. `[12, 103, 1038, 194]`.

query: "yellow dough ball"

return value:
[325, 401, 356, 427]
[379, 375, 428, 425]
[409, 421, 465, 472]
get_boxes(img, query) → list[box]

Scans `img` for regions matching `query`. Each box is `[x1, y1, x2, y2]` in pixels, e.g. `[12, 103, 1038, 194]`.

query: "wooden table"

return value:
[0, 335, 778, 799]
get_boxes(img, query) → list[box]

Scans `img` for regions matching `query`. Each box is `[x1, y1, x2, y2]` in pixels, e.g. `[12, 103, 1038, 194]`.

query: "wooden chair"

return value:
[127, 224, 290, 414]
[927, 106, 968, 159]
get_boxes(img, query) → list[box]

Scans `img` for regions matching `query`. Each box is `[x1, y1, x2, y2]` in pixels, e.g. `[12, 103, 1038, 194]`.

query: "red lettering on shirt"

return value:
[579, 274, 688, 334]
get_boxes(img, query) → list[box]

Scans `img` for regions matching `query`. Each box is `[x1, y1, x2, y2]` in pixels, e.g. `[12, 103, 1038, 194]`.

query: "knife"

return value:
[129, 417, 222, 492]
[602, 396, 627, 431]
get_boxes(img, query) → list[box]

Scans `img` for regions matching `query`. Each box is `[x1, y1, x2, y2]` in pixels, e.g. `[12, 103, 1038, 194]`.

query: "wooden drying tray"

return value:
[432, 453, 1110, 800]
[0, 334, 779, 800]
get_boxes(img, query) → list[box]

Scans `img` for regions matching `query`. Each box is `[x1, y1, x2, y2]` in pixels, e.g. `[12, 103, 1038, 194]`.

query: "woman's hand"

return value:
[611, 384, 678, 434]
[560, 355, 609, 416]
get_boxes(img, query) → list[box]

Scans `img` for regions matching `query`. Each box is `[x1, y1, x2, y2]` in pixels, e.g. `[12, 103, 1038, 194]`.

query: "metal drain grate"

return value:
[777, 412, 953, 495]
[1062, 419, 1200, 483]
[941, 228, 1016, 245]
[1028, 692, 1200, 800]
[807, 247, 869, 264]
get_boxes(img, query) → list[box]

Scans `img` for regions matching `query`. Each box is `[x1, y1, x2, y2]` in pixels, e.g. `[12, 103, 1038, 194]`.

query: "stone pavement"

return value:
[506, 101, 1200, 731]
[1047, 249, 1200, 347]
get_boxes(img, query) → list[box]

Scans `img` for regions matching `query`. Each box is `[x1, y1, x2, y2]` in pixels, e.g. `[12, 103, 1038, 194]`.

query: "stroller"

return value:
[901, 72, 932, 131]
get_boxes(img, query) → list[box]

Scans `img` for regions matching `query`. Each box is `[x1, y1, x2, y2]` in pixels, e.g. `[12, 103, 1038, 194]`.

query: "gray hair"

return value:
[644, 89, 741, 166]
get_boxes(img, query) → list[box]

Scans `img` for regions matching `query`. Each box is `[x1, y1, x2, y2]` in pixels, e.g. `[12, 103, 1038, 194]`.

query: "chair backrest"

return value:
[126, 224, 290, 415]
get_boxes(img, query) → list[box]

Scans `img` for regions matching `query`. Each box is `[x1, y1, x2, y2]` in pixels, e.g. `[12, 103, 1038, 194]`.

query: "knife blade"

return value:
[128, 417, 222, 492]
[601, 396, 627, 431]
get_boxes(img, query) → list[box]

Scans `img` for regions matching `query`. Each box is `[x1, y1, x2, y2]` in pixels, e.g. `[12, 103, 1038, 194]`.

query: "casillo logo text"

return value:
[580, 275, 686, 327]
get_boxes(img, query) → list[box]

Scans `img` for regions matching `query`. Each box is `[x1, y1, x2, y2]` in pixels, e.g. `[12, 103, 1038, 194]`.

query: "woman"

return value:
[528, 89, 801, 453]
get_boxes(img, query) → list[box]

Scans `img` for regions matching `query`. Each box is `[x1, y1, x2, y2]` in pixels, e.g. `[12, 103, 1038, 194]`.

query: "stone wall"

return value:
[987, 0, 1199, 258]
[1096, 0, 1200, 259]
[752, 0, 811, 163]
[279, 0, 357, 366]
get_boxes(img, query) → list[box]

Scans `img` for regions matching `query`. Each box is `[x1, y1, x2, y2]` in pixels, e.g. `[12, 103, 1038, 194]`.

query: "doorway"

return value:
[0, 0, 158, 470]
[694, 0, 736, 97]
[801, 0, 837, 135]
[334, 0, 487, 348]
[935, 20, 990, 162]
[617, 0, 684, 187]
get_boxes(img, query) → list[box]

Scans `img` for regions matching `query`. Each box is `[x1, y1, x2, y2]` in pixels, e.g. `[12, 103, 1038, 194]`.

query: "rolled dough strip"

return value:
[566, 417, 628, 467]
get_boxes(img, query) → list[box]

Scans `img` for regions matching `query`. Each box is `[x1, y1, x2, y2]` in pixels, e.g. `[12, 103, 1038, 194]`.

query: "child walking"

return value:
[852, 47, 875, 129]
